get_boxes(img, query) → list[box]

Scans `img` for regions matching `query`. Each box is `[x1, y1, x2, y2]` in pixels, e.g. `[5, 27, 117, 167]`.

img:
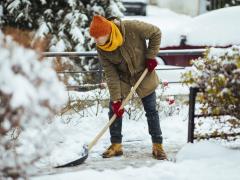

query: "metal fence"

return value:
[42, 49, 205, 90]
[43, 49, 205, 57]
[188, 87, 240, 143]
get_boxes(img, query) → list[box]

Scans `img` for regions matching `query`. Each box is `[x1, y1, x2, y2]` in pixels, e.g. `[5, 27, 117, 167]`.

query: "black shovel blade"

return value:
[55, 145, 88, 168]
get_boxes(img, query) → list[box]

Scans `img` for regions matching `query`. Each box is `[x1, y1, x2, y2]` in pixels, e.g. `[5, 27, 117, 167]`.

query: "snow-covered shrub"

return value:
[0, 31, 67, 179]
[2, 0, 124, 67]
[2, 0, 125, 89]
[183, 46, 240, 120]
[62, 86, 109, 118]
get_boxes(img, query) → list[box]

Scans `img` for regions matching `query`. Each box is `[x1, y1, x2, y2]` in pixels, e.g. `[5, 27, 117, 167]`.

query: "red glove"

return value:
[146, 58, 158, 72]
[111, 101, 124, 117]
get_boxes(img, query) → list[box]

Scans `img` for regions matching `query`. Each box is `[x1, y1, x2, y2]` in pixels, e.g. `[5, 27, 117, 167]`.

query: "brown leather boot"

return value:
[102, 143, 123, 158]
[152, 143, 168, 160]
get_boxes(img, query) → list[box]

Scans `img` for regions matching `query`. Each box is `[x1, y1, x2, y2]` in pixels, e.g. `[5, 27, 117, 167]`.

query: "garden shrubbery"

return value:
[183, 45, 240, 120]
[0, 32, 67, 179]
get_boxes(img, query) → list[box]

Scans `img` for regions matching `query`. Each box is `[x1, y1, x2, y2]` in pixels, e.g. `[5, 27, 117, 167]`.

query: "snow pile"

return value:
[124, 6, 240, 47]
[0, 31, 67, 178]
[182, 6, 240, 46]
[123, 6, 191, 47]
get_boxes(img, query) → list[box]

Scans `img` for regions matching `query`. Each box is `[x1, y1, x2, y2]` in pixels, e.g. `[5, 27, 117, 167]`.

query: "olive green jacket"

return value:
[97, 20, 161, 101]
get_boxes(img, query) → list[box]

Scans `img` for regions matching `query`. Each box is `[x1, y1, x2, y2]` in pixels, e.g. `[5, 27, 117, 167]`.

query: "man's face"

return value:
[94, 34, 110, 46]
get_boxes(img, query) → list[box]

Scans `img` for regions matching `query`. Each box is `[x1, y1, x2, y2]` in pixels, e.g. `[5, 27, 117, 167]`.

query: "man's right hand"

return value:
[111, 101, 124, 117]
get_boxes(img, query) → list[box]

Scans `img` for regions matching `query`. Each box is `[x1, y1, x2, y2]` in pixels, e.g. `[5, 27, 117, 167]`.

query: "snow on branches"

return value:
[0, 31, 67, 179]
[183, 45, 240, 120]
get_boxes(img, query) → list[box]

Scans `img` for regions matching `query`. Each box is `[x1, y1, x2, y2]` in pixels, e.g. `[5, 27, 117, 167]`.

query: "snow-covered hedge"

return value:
[183, 46, 240, 120]
[0, 31, 67, 179]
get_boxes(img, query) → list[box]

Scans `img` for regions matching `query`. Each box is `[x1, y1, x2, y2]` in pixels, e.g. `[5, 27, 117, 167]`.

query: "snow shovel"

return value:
[56, 68, 149, 168]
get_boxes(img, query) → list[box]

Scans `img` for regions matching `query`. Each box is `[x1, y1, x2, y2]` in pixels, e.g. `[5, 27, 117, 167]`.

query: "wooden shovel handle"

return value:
[88, 68, 148, 151]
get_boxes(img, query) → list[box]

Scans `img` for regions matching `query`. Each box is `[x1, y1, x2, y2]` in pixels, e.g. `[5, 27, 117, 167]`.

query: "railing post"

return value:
[99, 65, 103, 84]
[188, 87, 198, 143]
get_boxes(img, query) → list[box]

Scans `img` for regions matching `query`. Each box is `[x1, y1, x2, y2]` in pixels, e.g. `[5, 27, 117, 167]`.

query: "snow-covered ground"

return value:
[31, 67, 240, 179]
[34, 141, 240, 180]
[32, 102, 187, 171]
[32, 100, 240, 180]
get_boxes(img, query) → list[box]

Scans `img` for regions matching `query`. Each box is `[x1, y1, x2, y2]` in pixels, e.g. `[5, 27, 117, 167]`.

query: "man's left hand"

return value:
[146, 58, 158, 72]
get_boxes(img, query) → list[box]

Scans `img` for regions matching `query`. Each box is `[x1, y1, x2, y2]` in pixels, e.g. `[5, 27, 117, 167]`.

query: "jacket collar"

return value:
[113, 19, 126, 43]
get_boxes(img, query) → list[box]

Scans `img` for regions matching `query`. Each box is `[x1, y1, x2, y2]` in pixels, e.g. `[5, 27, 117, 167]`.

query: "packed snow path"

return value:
[34, 140, 181, 177]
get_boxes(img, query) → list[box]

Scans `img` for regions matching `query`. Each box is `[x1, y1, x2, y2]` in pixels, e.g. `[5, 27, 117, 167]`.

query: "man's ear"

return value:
[113, 19, 120, 26]
[107, 16, 121, 26]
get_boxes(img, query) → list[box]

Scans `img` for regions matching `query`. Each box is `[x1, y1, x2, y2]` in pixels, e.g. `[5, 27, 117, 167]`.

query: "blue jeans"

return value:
[108, 91, 162, 144]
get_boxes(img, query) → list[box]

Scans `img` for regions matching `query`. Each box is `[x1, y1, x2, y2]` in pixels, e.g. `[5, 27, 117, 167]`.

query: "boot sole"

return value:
[152, 153, 168, 160]
[102, 151, 123, 158]
[152, 156, 168, 160]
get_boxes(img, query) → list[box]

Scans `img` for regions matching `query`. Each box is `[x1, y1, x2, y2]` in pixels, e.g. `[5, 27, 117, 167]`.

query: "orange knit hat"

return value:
[89, 15, 112, 38]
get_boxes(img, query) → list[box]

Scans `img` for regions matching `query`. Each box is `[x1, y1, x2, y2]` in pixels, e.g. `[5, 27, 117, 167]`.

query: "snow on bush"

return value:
[183, 45, 240, 120]
[2, 0, 125, 88]
[0, 31, 67, 179]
